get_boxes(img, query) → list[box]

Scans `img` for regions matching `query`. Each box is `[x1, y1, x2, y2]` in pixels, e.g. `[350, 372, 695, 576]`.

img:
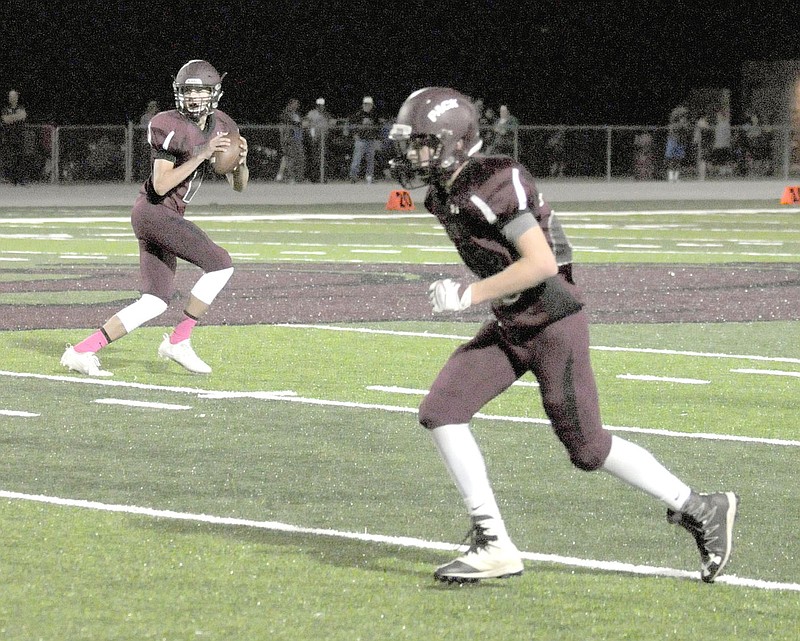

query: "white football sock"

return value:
[429, 423, 507, 533]
[601, 435, 691, 510]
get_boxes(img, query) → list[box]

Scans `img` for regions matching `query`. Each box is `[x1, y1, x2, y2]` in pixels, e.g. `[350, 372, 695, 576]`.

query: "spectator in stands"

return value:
[693, 114, 713, 180]
[140, 99, 160, 128]
[305, 97, 334, 182]
[473, 97, 490, 127]
[633, 131, 654, 180]
[347, 96, 382, 183]
[276, 98, 305, 183]
[710, 105, 733, 177]
[487, 104, 519, 156]
[546, 127, 566, 177]
[741, 112, 769, 176]
[664, 105, 689, 182]
[1, 89, 29, 185]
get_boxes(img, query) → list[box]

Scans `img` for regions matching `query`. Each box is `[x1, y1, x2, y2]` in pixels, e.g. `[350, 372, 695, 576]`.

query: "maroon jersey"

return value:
[424, 155, 582, 337]
[139, 109, 238, 215]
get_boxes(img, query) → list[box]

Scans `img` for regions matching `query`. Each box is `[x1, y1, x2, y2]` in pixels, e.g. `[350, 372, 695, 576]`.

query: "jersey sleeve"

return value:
[472, 162, 539, 243]
[147, 113, 179, 164]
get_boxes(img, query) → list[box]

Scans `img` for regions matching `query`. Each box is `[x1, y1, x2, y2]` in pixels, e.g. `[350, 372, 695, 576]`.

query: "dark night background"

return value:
[2, 0, 798, 126]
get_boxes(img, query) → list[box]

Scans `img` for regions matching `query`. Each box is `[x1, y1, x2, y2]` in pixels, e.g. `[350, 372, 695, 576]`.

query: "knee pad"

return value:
[190, 267, 234, 305]
[116, 293, 169, 333]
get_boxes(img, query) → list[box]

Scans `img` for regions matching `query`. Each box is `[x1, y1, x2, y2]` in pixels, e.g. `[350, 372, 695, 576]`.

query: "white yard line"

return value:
[93, 398, 192, 410]
[732, 368, 800, 379]
[276, 323, 800, 366]
[0, 409, 40, 417]
[617, 374, 710, 385]
[1, 369, 798, 448]
[0, 489, 796, 592]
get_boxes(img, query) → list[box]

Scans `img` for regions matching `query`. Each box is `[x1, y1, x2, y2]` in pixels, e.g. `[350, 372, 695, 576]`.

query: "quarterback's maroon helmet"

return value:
[389, 87, 483, 188]
[172, 60, 226, 120]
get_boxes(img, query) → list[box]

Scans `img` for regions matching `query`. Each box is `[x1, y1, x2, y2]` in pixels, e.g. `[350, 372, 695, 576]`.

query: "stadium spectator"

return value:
[388, 86, 738, 585]
[276, 98, 305, 183]
[664, 105, 689, 182]
[546, 127, 566, 177]
[305, 97, 334, 182]
[693, 114, 713, 180]
[140, 99, 160, 128]
[1, 89, 29, 184]
[741, 112, 770, 176]
[634, 131, 654, 180]
[60, 60, 248, 377]
[347, 96, 382, 183]
[487, 104, 519, 156]
[710, 105, 733, 176]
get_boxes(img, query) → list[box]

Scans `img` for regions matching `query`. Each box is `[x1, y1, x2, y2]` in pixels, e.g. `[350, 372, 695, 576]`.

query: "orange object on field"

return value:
[386, 189, 415, 211]
[780, 185, 800, 205]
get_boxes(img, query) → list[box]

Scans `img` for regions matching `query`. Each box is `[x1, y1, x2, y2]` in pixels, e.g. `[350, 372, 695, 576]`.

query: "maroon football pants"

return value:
[419, 310, 613, 471]
[131, 202, 232, 302]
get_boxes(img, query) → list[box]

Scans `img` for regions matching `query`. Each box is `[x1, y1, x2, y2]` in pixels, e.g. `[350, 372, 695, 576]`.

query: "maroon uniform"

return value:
[390, 87, 737, 585]
[131, 109, 235, 302]
[419, 155, 612, 471]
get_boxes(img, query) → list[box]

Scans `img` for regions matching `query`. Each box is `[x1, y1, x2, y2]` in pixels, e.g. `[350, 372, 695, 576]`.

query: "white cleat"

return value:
[60, 346, 113, 377]
[158, 334, 212, 374]
[434, 515, 524, 584]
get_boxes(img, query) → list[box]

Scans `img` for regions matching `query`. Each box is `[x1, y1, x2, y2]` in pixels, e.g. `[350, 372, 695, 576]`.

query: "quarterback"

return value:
[388, 87, 738, 584]
[61, 60, 248, 376]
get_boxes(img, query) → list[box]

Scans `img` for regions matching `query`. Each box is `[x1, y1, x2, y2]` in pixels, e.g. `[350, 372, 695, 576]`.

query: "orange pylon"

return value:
[780, 185, 800, 205]
[386, 189, 415, 211]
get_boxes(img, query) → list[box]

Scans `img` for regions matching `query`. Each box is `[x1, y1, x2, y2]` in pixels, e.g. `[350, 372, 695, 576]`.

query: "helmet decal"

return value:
[427, 99, 459, 123]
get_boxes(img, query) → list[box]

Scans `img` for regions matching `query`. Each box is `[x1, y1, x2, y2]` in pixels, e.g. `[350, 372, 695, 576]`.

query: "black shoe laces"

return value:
[463, 518, 498, 554]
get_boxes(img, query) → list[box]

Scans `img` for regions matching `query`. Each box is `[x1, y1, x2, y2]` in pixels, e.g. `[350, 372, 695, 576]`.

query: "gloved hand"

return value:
[428, 279, 473, 313]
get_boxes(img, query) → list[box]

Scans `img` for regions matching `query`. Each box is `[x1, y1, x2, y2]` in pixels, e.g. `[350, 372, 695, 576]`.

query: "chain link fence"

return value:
[2, 122, 797, 184]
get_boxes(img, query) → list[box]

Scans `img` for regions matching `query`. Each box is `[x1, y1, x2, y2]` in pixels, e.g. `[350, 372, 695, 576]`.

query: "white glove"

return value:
[428, 279, 473, 313]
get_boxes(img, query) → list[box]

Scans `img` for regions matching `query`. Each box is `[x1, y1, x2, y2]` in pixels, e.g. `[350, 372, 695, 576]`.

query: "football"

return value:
[211, 129, 242, 175]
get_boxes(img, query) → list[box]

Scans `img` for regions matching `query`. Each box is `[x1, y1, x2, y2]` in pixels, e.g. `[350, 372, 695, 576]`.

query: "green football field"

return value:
[1, 200, 799, 640]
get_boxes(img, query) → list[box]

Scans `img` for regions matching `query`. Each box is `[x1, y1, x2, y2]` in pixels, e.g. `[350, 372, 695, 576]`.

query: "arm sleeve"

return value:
[500, 210, 537, 244]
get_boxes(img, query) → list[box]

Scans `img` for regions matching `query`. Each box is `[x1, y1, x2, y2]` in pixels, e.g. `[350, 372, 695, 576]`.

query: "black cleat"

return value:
[668, 491, 738, 583]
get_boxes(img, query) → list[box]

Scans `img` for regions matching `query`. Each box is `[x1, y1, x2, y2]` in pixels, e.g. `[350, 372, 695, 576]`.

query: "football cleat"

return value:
[60, 346, 113, 377]
[668, 491, 738, 583]
[434, 515, 524, 584]
[158, 334, 212, 374]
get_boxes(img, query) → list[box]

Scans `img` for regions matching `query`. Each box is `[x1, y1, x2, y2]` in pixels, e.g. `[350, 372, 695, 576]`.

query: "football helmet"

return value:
[389, 87, 483, 188]
[173, 60, 226, 120]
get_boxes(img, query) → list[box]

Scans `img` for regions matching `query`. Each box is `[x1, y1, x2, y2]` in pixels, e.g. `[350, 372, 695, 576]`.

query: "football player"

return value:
[61, 60, 248, 376]
[388, 87, 738, 584]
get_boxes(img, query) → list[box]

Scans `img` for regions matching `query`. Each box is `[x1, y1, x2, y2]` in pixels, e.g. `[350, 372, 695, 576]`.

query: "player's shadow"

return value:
[140, 517, 516, 589]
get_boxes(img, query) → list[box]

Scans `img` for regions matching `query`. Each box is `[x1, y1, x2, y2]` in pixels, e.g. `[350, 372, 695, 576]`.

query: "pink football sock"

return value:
[170, 317, 197, 344]
[74, 330, 109, 354]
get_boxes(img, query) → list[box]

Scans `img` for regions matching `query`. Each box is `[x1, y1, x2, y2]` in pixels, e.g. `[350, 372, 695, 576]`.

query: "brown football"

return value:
[211, 129, 241, 175]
